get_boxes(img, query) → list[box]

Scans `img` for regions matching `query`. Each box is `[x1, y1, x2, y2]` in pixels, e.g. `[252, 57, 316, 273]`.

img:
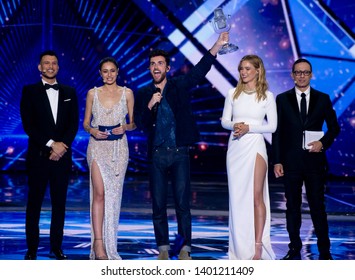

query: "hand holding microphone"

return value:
[151, 87, 162, 113]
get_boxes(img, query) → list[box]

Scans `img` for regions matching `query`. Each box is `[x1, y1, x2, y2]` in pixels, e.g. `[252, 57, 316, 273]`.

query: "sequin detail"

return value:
[86, 87, 129, 260]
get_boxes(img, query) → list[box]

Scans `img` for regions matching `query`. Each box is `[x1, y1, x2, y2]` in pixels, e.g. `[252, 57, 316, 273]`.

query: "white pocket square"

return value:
[64, 99, 71, 102]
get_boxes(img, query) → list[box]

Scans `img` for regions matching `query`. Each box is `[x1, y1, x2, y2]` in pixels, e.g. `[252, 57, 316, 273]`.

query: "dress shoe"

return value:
[24, 251, 37, 260]
[178, 250, 192, 260]
[157, 250, 169, 260]
[319, 252, 333, 260]
[281, 249, 301, 260]
[49, 249, 68, 260]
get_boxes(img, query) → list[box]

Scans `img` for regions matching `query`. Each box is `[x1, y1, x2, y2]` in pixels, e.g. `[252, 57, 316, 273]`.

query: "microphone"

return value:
[151, 87, 161, 114]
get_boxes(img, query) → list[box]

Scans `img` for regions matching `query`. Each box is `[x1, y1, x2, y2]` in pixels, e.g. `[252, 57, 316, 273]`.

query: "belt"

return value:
[153, 146, 188, 151]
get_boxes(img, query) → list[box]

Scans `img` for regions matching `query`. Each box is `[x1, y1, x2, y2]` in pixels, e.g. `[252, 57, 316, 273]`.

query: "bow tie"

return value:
[44, 83, 59, 90]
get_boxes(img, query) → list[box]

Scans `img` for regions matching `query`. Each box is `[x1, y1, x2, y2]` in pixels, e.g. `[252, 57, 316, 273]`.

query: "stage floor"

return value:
[0, 173, 354, 260]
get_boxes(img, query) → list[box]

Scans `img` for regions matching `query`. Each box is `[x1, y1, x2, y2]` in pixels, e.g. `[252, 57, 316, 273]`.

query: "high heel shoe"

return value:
[252, 242, 263, 260]
[95, 255, 109, 260]
[94, 238, 108, 260]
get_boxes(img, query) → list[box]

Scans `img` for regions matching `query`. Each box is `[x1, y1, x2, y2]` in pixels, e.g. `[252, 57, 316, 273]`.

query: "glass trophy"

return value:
[211, 7, 239, 55]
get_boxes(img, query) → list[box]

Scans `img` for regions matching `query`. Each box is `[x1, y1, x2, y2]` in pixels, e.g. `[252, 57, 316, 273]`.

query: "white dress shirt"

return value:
[43, 80, 59, 147]
[295, 87, 310, 113]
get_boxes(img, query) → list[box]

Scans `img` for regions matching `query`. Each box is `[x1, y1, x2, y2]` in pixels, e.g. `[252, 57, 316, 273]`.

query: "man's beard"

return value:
[153, 72, 166, 85]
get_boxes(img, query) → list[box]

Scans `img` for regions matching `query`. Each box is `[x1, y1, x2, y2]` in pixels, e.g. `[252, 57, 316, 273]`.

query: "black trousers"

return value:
[25, 156, 71, 252]
[283, 156, 330, 254]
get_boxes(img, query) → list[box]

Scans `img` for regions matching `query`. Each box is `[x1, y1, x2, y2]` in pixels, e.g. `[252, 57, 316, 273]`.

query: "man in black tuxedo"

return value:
[272, 58, 340, 260]
[20, 50, 79, 260]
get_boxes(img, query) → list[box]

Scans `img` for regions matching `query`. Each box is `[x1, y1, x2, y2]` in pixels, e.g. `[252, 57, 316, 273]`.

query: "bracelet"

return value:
[85, 125, 91, 134]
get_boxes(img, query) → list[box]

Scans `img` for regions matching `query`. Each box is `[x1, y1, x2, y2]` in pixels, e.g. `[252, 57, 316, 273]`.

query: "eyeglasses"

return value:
[293, 70, 311, 76]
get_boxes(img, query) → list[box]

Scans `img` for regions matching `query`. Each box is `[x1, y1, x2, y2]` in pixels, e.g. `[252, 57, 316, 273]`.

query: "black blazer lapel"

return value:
[305, 88, 319, 126]
[55, 84, 75, 128]
[37, 82, 56, 126]
[287, 89, 303, 124]
[56, 85, 64, 127]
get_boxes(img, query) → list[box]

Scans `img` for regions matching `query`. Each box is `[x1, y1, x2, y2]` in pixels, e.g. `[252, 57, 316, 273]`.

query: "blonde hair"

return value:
[233, 55, 268, 102]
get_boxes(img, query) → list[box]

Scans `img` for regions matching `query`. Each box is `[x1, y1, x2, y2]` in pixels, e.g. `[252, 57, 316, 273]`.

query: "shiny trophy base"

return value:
[218, 43, 239, 55]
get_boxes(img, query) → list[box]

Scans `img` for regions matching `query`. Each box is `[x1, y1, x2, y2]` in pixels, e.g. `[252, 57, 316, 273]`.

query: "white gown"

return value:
[86, 87, 129, 260]
[221, 88, 277, 260]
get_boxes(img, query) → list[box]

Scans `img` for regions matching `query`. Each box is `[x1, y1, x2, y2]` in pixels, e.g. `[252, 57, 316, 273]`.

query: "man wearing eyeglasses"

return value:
[272, 58, 340, 260]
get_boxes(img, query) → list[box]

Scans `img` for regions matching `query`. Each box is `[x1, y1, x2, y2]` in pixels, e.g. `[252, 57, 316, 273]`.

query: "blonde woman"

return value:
[221, 55, 277, 260]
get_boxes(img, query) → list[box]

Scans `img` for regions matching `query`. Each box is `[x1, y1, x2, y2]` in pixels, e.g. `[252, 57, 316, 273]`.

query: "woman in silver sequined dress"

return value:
[83, 57, 136, 260]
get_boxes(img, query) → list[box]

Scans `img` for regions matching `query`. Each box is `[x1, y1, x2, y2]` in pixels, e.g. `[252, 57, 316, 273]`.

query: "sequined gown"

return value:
[221, 88, 277, 260]
[87, 87, 129, 260]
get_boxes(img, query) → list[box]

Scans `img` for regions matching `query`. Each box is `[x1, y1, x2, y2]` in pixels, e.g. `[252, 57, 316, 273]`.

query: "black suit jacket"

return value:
[134, 52, 216, 158]
[20, 81, 79, 167]
[272, 87, 340, 172]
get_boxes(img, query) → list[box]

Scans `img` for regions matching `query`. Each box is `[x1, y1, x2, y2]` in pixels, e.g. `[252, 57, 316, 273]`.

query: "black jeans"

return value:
[150, 146, 192, 252]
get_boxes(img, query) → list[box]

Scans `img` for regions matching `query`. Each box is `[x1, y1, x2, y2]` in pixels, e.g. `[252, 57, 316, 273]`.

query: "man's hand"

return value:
[308, 140, 323, 153]
[210, 32, 229, 56]
[49, 150, 61, 161]
[148, 91, 163, 110]
[50, 141, 68, 161]
[274, 163, 284, 178]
